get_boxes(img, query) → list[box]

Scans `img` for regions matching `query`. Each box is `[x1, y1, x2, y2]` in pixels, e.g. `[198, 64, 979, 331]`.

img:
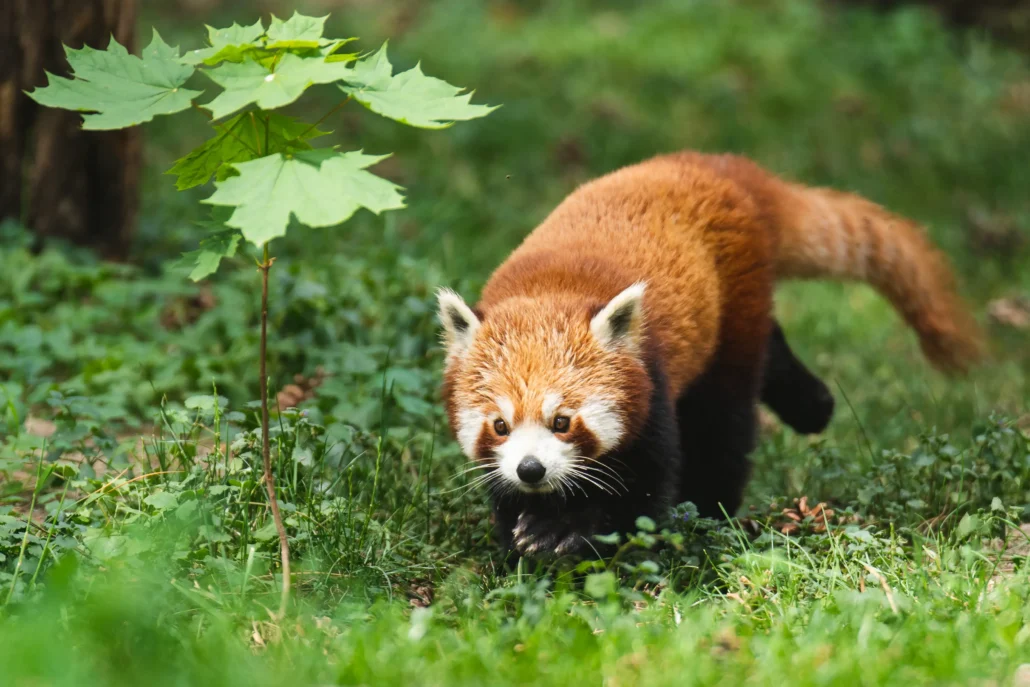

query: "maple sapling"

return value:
[27, 11, 495, 616]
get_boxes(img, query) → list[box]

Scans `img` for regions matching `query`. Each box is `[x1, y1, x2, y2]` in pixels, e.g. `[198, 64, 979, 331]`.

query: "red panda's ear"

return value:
[437, 288, 481, 359]
[590, 282, 646, 353]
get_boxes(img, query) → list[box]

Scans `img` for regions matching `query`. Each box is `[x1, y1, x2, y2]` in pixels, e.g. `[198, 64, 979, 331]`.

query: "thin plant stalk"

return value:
[29, 479, 71, 590]
[4, 454, 44, 607]
[259, 242, 290, 618]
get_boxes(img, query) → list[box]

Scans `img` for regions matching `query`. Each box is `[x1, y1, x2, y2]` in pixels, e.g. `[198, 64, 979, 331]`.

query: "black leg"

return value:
[491, 357, 681, 560]
[761, 322, 834, 435]
[493, 494, 615, 561]
[676, 367, 757, 519]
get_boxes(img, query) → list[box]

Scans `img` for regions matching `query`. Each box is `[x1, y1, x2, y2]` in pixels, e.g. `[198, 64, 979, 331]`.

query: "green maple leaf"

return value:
[26, 30, 202, 130]
[166, 112, 329, 190]
[181, 19, 266, 66]
[207, 19, 266, 47]
[343, 43, 392, 85]
[182, 14, 355, 70]
[204, 150, 406, 246]
[340, 43, 497, 129]
[176, 230, 242, 281]
[323, 40, 359, 63]
[202, 53, 354, 120]
[266, 12, 332, 49]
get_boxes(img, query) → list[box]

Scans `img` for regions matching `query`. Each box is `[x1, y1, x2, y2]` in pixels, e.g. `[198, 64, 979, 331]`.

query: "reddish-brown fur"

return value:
[443, 299, 656, 459]
[470, 152, 981, 394]
[443, 152, 982, 461]
[441, 151, 983, 556]
[686, 152, 984, 371]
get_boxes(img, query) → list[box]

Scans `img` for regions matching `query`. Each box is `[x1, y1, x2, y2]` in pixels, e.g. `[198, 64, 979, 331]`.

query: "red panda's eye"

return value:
[494, 419, 509, 436]
[552, 416, 570, 433]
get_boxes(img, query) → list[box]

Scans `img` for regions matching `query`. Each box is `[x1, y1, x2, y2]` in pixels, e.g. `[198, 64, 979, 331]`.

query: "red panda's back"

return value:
[479, 154, 778, 397]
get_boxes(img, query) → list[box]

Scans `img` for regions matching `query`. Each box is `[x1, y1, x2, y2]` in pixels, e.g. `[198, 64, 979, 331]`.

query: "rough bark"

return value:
[0, 0, 140, 261]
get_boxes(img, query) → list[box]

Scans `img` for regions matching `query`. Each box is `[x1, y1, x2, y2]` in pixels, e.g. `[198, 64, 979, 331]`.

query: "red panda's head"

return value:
[437, 284, 654, 496]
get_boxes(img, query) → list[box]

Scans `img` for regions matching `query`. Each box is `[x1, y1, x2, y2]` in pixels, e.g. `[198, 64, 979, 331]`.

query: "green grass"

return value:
[2, 0, 1030, 684]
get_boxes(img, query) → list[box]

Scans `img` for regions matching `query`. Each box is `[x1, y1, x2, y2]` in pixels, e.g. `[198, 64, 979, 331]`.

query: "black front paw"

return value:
[511, 508, 606, 559]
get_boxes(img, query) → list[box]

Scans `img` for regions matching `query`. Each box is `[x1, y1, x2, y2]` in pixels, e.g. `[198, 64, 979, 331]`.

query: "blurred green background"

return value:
[5, 0, 1028, 508]
[138, 0, 1030, 449]
[2, 2, 1030, 684]
[140, 0, 1030, 276]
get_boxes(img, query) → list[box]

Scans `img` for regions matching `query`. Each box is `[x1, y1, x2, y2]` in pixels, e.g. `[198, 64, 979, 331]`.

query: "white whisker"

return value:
[566, 457, 627, 496]
[453, 462, 491, 478]
[604, 455, 630, 470]
[558, 472, 587, 498]
[554, 475, 570, 501]
[567, 467, 615, 495]
[579, 463, 628, 493]
[442, 468, 501, 496]
[562, 473, 585, 499]
[453, 467, 492, 484]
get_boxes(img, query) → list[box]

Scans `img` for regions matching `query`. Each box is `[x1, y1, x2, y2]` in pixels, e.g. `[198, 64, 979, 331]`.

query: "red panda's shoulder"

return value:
[475, 154, 780, 396]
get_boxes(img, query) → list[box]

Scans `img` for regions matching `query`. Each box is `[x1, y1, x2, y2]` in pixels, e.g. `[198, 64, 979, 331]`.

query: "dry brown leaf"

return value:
[407, 580, 434, 609]
[276, 367, 327, 409]
[987, 297, 1030, 330]
[776, 496, 839, 536]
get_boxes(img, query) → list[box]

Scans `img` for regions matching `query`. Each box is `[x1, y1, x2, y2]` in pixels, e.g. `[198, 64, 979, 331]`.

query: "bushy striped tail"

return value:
[775, 183, 984, 373]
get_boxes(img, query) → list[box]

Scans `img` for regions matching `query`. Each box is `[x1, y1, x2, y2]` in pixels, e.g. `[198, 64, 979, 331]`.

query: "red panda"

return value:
[438, 151, 983, 559]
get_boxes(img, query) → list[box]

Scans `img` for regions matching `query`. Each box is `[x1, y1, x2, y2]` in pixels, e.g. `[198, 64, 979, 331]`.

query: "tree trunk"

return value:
[0, 0, 140, 261]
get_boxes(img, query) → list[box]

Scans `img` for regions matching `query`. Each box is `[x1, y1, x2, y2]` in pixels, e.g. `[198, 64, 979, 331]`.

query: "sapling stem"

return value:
[295, 95, 352, 141]
[4, 453, 43, 607]
[259, 243, 290, 617]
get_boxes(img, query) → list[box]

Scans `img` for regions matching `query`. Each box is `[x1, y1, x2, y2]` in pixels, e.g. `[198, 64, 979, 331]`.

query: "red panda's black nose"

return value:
[516, 457, 546, 484]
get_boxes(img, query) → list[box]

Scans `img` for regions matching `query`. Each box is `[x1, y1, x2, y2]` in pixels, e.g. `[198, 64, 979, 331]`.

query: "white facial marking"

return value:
[496, 397, 515, 426]
[541, 392, 563, 421]
[455, 407, 485, 458]
[578, 397, 624, 454]
[496, 423, 576, 494]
